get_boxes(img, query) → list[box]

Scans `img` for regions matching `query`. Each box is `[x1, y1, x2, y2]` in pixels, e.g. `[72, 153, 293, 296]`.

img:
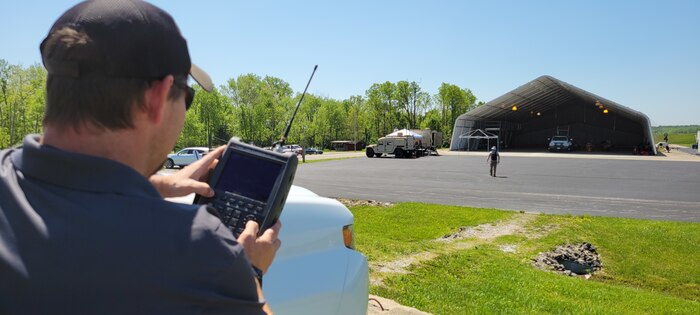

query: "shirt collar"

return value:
[11, 135, 160, 198]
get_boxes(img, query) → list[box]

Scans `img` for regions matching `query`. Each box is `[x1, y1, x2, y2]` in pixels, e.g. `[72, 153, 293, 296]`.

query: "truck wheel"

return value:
[395, 148, 404, 158]
[366, 148, 375, 158]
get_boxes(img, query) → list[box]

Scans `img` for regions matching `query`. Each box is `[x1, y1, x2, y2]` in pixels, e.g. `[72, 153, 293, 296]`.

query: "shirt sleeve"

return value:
[180, 205, 265, 314]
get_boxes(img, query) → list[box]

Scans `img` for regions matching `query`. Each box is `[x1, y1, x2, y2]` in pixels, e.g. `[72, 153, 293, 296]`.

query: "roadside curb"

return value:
[368, 295, 432, 315]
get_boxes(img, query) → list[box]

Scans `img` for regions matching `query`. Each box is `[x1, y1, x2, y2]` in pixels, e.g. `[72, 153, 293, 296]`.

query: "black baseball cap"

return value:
[40, 0, 212, 92]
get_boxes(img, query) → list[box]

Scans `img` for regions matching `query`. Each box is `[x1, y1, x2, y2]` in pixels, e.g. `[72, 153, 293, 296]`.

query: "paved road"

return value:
[294, 154, 700, 222]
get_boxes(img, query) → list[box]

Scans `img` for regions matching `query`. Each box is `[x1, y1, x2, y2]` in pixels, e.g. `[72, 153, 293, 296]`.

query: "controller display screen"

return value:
[216, 150, 283, 202]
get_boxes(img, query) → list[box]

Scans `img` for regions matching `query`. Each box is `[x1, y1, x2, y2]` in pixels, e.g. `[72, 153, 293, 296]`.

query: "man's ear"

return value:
[144, 75, 174, 124]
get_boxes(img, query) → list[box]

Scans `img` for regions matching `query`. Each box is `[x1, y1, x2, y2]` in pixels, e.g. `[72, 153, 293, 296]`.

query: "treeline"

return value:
[0, 60, 46, 147]
[0, 59, 481, 150]
[652, 125, 700, 136]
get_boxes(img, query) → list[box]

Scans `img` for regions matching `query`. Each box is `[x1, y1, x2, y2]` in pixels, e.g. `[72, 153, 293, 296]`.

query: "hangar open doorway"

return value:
[450, 76, 656, 155]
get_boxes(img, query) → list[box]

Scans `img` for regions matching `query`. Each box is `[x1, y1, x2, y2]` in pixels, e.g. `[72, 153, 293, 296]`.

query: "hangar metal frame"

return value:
[458, 129, 499, 151]
[451, 76, 656, 154]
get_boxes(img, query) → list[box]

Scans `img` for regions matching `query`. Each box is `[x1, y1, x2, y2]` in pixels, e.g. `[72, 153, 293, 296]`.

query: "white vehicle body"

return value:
[165, 147, 209, 168]
[366, 135, 422, 158]
[167, 186, 369, 315]
[265, 186, 368, 314]
[281, 145, 303, 155]
[548, 136, 573, 152]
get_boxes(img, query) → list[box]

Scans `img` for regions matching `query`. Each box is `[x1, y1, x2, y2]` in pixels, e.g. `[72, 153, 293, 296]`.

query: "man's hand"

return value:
[237, 220, 282, 274]
[150, 146, 226, 198]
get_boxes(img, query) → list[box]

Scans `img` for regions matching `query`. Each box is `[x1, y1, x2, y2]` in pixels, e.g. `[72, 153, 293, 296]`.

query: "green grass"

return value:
[652, 125, 699, 147]
[654, 133, 697, 147]
[351, 203, 514, 262]
[375, 247, 698, 314]
[523, 214, 700, 301]
[350, 204, 700, 314]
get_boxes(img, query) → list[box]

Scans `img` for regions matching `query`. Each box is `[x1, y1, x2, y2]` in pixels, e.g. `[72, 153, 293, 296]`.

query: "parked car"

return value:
[165, 186, 369, 314]
[548, 136, 573, 152]
[281, 144, 303, 155]
[164, 147, 210, 168]
[304, 147, 323, 155]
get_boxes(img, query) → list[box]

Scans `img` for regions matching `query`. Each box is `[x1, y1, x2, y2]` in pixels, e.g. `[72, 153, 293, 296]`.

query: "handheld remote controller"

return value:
[196, 138, 297, 237]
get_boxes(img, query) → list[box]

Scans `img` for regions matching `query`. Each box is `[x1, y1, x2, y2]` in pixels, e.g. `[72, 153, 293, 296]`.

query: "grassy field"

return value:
[653, 125, 699, 147]
[350, 203, 514, 262]
[350, 203, 700, 314]
[654, 133, 697, 147]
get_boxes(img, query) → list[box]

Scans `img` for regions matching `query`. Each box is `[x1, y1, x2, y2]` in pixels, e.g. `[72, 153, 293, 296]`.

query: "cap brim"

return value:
[190, 63, 213, 92]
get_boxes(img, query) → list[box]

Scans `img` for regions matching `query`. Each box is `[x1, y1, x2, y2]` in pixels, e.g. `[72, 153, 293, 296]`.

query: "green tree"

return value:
[434, 83, 477, 144]
[395, 81, 428, 129]
[415, 87, 432, 129]
[261, 76, 293, 145]
[0, 61, 46, 148]
[0, 58, 483, 152]
[222, 74, 265, 144]
[176, 85, 232, 149]
[221, 74, 295, 146]
[366, 81, 398, 138]
[293, 94, 322, 147]
[421, 108, 441, 131]
[395, 81, 411, 128]
[343, 95, 370, 149]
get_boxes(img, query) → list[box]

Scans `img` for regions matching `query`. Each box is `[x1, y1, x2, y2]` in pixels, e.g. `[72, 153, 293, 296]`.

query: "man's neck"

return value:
[41, 124, 153, 177]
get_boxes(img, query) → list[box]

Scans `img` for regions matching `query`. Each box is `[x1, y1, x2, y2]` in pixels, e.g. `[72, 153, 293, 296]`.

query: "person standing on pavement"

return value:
[487, 146, 500, 177]
[0, 1, 280, 314]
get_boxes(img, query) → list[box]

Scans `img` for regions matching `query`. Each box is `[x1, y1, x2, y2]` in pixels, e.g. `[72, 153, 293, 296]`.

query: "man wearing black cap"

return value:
[0, 0, 279, 314]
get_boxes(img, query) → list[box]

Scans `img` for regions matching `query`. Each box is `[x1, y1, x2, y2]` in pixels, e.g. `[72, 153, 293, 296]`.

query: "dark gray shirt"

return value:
[0, 135, 264, 314]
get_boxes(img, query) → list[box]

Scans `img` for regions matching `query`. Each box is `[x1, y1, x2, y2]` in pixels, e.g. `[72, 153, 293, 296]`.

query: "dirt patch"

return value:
[374, 252, 439, 274]
[499, 244, 518, 253]
[337, 198, 394, 208]
[367, 214, 558, 315]
[437, 214, 538, 242]
[371, 214, 548, 284]
[532, 242, 603, 277]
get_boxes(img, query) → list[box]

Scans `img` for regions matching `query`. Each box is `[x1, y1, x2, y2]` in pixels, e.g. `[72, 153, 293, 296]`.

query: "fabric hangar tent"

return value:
[450, 75, 656, 154]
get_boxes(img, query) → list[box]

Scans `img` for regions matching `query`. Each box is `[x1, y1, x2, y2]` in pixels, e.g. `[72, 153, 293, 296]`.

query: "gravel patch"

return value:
[437, 214, 537, 242]
[336, 198, 394, 207]
[532, 242, 603, 277]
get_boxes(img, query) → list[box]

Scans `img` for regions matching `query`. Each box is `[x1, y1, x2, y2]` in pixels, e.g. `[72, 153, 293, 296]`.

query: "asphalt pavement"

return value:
[294, 152, 700, 222]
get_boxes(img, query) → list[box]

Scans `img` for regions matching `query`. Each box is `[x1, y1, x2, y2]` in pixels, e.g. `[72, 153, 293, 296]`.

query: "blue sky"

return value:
[1, 0, 698, 125]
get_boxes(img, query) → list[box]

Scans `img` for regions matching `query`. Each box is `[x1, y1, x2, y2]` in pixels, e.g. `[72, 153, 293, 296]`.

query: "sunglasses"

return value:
[184, 85, 195, 110]
[174, 81, 195, 110]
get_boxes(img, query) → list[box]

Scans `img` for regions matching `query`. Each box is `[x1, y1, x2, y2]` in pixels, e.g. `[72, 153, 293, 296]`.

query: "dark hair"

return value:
[43, 27, 185, 130]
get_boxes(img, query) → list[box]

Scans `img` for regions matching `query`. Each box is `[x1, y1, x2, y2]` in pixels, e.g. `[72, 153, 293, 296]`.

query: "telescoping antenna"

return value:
[273, 65, 318, 151]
